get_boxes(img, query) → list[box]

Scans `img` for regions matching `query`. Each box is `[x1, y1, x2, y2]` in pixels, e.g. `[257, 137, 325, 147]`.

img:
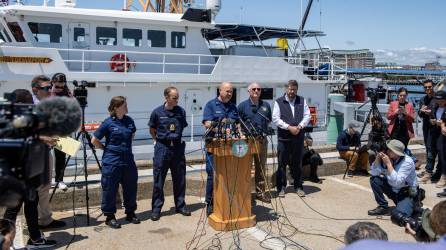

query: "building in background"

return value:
[298, 48, 375, 69]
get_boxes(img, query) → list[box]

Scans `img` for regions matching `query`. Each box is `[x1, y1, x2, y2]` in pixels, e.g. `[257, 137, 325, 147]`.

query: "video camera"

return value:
[72, 80, 95, 108]
[366, 86, 386, 105]
[0, 93, 81, 207]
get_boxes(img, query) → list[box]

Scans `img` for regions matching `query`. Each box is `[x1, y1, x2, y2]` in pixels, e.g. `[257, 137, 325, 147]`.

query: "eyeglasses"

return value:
[251, 88, 261, 91]
[424, 86, 433, 89]
[398, 94, 407, 97]
[38, 86, 51, 92]
[54, 85, 65, 89]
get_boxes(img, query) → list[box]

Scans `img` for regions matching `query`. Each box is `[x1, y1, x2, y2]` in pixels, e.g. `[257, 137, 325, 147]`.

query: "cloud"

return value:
[345, 40, 355, 46]
[373, 48, 446, 65]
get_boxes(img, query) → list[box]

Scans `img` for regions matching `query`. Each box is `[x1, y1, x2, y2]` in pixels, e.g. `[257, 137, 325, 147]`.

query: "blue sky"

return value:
[24, 0, 446, 65]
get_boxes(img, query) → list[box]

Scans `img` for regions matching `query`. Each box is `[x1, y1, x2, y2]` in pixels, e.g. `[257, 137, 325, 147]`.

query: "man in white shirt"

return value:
[272, 80, 310, 197]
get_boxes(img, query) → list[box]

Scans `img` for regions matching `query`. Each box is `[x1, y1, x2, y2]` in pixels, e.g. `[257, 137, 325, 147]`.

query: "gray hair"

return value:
[344, 222, 388, 245]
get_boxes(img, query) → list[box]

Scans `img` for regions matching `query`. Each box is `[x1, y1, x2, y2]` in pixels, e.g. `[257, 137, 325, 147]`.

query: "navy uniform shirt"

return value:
[202, 97, 239, 123]
[237, 99, 271, 133]
[148, 104, 188, 141]
[94, 115, 136, 164]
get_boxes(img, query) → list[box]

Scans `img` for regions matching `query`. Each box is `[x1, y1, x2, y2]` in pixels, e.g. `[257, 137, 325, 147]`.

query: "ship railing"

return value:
[286, 54, 349, 82]
[56, 48, 219, 74]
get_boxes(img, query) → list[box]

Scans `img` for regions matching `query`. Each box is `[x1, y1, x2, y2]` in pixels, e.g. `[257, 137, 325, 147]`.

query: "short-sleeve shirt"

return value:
[237, 99, 271, 133]
[148, 104, 188, 141]
[202, 97, 239, 123]
[94, 115, 136, 158]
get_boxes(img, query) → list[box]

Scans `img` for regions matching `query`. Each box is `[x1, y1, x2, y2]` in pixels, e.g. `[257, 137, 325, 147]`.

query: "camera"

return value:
[366, 86, 386, 105]
[72, 80, 95, 107]
[1, 93, 81, 207]
[391, 210, 430, 242]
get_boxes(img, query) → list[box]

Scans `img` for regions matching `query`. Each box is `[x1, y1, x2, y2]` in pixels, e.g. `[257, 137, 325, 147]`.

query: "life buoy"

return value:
[110, 53, 131, 72]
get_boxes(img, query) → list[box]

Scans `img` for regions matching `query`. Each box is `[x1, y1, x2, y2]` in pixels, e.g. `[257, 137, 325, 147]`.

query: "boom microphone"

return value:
[35, 97, 81, 136]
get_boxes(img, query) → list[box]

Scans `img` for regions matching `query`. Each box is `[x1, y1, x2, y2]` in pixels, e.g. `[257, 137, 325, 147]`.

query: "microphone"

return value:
[35, 97, 81, 136]
[246, 119, 260, 137]
[238, 118, 253, 137]
[203, 120, 218, 138]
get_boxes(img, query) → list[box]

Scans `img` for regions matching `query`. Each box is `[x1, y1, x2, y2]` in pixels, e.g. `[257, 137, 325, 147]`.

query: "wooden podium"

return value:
[206, 138, 257, 231]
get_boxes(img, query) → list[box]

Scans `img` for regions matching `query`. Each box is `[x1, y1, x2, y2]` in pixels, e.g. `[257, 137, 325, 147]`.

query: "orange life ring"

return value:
[110, 53, 131, 72]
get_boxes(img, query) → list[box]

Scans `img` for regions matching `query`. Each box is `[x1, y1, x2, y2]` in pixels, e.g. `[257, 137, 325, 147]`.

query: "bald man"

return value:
[238, 83, 272, 203]
[202, 82, 240, 216]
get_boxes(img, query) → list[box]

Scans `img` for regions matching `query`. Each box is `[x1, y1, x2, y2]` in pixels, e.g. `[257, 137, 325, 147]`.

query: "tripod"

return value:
[342, 99, 384, 179]
[50, 97, 102, 226]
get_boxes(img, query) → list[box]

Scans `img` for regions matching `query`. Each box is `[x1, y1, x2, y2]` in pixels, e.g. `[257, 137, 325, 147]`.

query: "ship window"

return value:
[123, 28, 142, 47]
[171, 31, 186, 48]
[7, 22, 26, 42]
[96, 27, 116, 46]
[147, 30, 165, 48]
[260, 88, 274, 100]
[74, 27, 85, 42]
[28, 22, 62, 43]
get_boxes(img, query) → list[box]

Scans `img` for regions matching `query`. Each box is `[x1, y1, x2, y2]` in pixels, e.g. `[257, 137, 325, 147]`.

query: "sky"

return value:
[23, 0, 446, 65]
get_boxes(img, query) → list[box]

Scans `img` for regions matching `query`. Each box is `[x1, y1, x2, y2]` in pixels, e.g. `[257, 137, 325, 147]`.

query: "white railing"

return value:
[53, 47, 346, 81]
[287, 55, 348, 81]
[56, 48, 219, 74]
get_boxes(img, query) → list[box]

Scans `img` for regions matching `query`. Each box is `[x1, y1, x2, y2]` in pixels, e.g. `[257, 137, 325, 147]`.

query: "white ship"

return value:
[0, 0, 346, 139]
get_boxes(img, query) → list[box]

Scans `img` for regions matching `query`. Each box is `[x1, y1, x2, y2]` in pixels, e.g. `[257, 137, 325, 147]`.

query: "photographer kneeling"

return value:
[368, 139, 418, 217]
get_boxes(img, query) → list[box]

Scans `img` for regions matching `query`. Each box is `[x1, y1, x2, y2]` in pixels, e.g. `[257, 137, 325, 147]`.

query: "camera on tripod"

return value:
[72, 80, 95, 107]
[366, 86, 386, 104]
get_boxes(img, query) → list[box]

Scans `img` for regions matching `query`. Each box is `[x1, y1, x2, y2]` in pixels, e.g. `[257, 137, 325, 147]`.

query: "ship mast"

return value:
[126, 0, 190, 13]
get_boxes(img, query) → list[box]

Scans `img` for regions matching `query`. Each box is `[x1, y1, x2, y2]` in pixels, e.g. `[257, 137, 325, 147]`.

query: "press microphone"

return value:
[35, 97, 81, 136]
[238, 118, 253, 137]
[9, 97, 81, 137]
[203, 120, 219, 138]
[246, 119, 260, 137]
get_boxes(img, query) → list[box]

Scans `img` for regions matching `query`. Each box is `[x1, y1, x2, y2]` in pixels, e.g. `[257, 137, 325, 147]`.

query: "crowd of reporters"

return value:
[1, 75, 445, 249]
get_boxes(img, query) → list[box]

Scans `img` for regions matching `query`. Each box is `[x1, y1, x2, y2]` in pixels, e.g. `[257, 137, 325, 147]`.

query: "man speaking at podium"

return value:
[202, 82, 239, 216]
[272, 80, 311, 198]
[238, 82, 272, 203]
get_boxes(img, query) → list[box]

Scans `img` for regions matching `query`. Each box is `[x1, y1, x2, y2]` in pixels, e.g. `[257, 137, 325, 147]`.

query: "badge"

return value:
[232, 140, 249, 158]
[169, 123, 176, 131]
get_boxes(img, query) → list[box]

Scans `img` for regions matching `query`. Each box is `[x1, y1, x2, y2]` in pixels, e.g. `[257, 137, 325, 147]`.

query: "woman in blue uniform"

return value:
[91, 96, 140, 229]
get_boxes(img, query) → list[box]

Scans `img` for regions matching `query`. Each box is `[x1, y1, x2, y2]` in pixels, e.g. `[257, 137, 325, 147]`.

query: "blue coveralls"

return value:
[149, 104, 188, 214]
[202, 97, 239, 205]
[94, 115, 138, 216]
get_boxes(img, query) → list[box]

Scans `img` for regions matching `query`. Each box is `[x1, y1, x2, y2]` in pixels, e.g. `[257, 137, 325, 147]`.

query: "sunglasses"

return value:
[38, 86, 51, 91]
[424, 86, 433, 89]
[251, 88, 261, 91]
[54, 85, 65, 89]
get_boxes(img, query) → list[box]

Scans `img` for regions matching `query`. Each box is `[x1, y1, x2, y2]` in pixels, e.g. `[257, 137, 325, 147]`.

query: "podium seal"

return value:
[232, 140, 248, 158]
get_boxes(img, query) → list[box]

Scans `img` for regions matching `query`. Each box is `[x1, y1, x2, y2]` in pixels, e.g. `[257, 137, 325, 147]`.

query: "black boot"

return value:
[309, 165, 322, 183]
[105, 215, 121, 229]
[126, 212, 141, 224]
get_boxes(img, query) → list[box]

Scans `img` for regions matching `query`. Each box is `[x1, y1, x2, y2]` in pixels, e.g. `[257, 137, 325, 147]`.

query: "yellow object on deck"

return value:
[276, 38, 289, 50]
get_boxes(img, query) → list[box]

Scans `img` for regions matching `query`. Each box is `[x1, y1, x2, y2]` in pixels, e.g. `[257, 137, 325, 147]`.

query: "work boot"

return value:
[367, 206, 390, 216]
[419, 172, 432, 184]
[431, 171, 442, 182]
[436, 175, 446, 188]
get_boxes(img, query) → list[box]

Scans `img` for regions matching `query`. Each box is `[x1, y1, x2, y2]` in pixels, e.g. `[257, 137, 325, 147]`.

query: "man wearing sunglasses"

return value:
[238, 82, 272, 203]
[419, 80, 441, 183]
[30, 75, 51, 104]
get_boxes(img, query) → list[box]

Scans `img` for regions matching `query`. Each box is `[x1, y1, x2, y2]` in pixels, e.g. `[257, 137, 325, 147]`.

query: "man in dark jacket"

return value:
[418, 80, 440, 182]
[336, 122, 369, 177]
[272, 80, 311, 197]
